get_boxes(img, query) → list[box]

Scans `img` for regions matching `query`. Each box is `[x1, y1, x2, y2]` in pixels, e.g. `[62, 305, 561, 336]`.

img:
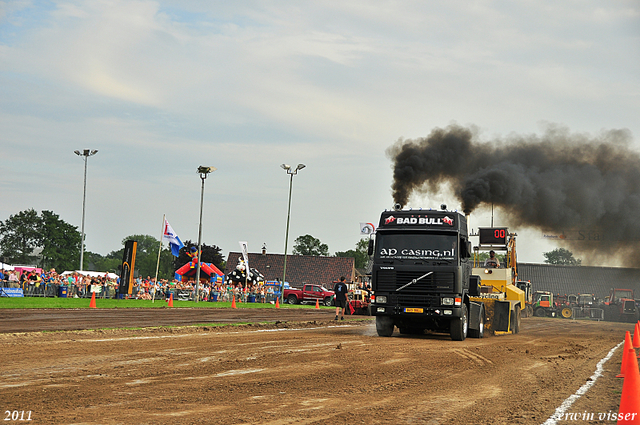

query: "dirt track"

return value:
[0, 310, 634, 424]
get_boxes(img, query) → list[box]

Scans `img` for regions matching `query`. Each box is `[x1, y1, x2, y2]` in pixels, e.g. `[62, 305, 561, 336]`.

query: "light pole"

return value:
[74, 149, 98, 271]
[280, 163, 305, 303]
[195, 166, 216, 303]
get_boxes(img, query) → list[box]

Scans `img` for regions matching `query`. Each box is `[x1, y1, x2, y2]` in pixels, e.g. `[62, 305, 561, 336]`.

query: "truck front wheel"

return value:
[287, 295, 298, 305]
[450, 305, 468, 341]
[376, 316, 394, 337]
[324, 297, 333, 306]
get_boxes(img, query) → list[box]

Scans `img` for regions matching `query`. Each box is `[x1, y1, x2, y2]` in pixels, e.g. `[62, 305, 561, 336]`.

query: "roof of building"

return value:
[224, 252, 355, 288]
[517, 262, 640, 299]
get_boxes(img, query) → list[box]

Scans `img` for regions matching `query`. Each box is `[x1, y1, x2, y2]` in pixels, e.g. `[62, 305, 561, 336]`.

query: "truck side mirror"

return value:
[367, 239, 374, 256]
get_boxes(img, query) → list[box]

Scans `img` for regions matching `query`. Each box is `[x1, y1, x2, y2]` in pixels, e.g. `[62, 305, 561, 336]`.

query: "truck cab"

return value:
[369, 208, 480, 340]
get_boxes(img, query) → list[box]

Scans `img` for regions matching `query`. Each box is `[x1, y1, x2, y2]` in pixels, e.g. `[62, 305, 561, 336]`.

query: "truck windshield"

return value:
[375, 233, 457, 261]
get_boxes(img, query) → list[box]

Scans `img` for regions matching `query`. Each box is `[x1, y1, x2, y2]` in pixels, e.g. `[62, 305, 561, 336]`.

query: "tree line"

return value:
[0, 209, 225, 279]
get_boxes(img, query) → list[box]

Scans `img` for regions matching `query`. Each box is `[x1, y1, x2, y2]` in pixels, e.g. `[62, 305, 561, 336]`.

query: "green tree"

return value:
[0, 209, 82, 271]
[474, 252, 505, 266]
[114, 235, 180, 279]
[292, 234, 329, 256]
[335, 238, 370, 269]
[0, 209, 43, 265]
[84, 251, 121, 274]
[543, 248, 582, 266]
[39, 210, 81, 272]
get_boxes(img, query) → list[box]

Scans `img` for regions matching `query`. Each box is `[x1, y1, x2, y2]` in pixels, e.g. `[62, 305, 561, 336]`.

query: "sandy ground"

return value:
[0, 309, 635, 425]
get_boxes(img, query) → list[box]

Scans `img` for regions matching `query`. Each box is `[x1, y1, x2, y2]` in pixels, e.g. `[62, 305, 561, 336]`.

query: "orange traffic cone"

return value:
[168, 293, 174, 308]
[89, 292, 97, 309]
[232, 296, 237, 309]
[315, 299, 320, 309]
[618, 347, 640, 424]
[634, 323, 640, 349]
[275, 297, 280, 309]
[618, 331, 633, 378]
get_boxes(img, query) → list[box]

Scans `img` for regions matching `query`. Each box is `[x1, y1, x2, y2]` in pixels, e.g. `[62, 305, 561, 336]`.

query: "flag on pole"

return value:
[163, 219, 184, 257]
[239, 241, 249, 269]
[360, 222, 376, 235]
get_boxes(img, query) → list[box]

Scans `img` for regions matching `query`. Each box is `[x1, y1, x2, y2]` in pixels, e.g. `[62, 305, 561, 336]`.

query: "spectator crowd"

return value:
[0, 267, 280, 303]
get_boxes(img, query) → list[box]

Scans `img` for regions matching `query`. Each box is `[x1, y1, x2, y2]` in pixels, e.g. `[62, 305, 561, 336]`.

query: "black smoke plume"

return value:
[387, 124, 640, 266]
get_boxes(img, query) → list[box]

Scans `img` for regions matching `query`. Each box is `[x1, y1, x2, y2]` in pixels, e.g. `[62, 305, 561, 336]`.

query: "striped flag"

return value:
[163, 219, 184, 257]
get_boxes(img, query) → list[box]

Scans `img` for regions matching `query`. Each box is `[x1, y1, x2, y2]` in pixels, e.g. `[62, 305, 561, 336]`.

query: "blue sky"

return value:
[1, 1, 638, 266]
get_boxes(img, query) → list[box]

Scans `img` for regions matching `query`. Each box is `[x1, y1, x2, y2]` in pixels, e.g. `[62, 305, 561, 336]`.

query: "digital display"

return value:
[479, 228, 508, 245]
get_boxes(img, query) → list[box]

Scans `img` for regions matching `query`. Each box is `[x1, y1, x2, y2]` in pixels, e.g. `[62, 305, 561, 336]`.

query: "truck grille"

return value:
[391, 294, 440, 307]
[375, 269, 454, 293]
[624, 300, 636, 314]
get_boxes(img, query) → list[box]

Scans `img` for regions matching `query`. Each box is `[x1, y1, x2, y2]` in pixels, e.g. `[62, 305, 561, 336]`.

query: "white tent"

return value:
[61, 270, 119, 279]
[0, 262, 14, 271]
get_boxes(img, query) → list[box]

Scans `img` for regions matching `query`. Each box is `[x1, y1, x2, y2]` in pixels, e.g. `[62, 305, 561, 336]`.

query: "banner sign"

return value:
[239, 241, 249, 270]
[118, 240, 137, 295]
[0, 288, 24, 297]
[360, 222, 376, 235]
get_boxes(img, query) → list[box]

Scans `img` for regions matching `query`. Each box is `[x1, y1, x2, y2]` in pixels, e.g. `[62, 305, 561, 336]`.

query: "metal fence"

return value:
[0, 280, 282, 303]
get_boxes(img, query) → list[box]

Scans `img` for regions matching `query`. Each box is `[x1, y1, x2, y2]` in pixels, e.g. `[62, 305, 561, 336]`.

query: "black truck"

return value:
[369, 207, 485, 340]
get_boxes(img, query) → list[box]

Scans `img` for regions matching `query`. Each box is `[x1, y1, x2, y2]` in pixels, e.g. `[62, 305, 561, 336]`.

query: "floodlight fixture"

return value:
[280, 162, 306, 303]
[74, 149, 99, 270]
[195, 165, 216, 302]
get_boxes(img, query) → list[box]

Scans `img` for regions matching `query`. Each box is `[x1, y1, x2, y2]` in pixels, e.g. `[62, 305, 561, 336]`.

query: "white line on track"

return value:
[541, 341, 624, 425]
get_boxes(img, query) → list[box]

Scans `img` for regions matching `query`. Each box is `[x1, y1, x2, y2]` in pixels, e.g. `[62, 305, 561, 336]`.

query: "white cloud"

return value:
[0, 0, 638, 263]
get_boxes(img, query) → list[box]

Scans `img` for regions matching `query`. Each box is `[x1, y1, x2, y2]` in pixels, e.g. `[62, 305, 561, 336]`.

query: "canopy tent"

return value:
[175, 262, 224, 282]
[0, 262, 14, 271]
[61, 270, 119, 280]
[13, 266, 43, 275]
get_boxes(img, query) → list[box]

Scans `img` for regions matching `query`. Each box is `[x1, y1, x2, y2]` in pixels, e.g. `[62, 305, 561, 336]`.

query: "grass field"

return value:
[0, 297, 332, 309]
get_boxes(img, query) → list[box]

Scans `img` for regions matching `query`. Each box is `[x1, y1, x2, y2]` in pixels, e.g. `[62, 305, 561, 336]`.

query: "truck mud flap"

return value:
[492, 300, 511, 332]
[468, 301, 483, 331]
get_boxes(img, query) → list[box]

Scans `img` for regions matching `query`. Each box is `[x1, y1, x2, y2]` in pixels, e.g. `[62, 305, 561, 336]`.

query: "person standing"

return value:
[333, 276, 348, 321]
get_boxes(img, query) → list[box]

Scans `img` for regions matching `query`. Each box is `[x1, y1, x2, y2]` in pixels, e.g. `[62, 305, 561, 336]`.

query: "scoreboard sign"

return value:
[479, 228, 508, 246]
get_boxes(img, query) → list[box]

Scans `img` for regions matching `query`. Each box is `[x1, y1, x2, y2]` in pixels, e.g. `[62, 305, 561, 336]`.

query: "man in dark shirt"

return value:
[333, 276, 348, 320]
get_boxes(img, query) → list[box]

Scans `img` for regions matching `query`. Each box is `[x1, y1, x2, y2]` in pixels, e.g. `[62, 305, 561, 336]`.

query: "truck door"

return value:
[302, 285, 320, 301]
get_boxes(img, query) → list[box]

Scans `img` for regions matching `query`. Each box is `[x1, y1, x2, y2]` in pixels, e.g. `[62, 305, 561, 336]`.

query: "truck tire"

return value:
[287, 294, 298, 305]
[468, 305, 484, 339]
[376, 316, 394, 337]
[534, 308, 546, 317]
[323, 297, 333, 307]
[560, 307, 573, 319]
[450, 305, 468, 341]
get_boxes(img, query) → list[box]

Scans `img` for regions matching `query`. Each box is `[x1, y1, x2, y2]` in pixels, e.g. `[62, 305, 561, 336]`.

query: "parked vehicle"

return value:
[603, 288, 639, 323]
[283, 284, 334, 306]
